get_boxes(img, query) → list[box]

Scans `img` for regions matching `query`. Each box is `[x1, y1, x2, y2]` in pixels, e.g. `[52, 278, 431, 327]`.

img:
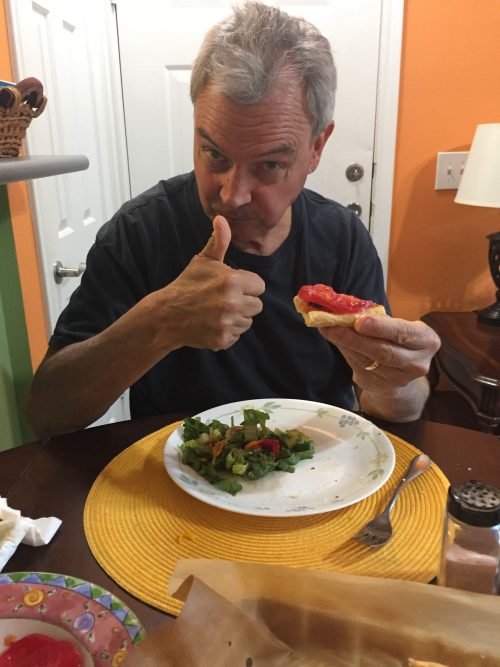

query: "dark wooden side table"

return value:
[422, 311, 500, 434]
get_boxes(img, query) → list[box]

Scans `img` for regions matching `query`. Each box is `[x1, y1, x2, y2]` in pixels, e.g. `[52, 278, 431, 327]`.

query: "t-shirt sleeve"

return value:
[338, 212, 392, 315]
[49, 215, 150, 349]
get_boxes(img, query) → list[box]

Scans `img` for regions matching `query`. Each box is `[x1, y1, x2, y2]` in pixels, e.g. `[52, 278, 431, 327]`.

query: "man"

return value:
[26, 1, 440, 437]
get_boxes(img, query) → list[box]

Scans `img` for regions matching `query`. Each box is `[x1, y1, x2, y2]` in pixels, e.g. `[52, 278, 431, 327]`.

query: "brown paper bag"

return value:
[125, 559, 500, 666]
[124, 575, 291, 667]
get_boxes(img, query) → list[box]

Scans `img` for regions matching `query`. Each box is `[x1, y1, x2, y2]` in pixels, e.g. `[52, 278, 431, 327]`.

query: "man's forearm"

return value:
[358, 376, 431, 423]
[26, 243, 266, 439]
[26, 294, 180, 438]
[26, 344, 126, 438]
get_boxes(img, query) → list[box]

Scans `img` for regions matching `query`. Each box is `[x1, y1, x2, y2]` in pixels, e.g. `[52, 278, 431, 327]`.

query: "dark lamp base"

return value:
[476, 292, 500, 326]
[477, 232, 500, 326]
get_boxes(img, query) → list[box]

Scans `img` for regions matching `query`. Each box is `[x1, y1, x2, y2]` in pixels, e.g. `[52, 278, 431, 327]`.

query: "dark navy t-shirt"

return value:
[50, 172, 390, 418]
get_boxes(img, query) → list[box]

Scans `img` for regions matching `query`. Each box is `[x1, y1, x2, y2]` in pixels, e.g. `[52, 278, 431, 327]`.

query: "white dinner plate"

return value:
[164, 398, 395, 517]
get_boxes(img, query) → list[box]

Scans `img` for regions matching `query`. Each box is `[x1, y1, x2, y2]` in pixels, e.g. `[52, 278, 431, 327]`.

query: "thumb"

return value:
[199, 215, 231, 262]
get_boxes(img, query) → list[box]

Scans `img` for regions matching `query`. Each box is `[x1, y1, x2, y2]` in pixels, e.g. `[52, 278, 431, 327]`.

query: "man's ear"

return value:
[308, 122, 335, 174]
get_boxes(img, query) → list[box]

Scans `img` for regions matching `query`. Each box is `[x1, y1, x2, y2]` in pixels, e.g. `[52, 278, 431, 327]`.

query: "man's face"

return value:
[193, 75, 332, 248]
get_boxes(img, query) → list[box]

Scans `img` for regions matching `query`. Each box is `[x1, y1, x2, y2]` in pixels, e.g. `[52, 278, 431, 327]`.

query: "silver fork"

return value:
[352, 453, 432, 548]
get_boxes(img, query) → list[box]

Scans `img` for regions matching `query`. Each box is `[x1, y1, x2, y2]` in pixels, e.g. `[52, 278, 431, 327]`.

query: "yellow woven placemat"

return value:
[84, 422, 449, 617]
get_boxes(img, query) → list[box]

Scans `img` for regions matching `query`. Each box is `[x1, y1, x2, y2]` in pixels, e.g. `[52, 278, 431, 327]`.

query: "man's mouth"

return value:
[213, 211, 252, 223]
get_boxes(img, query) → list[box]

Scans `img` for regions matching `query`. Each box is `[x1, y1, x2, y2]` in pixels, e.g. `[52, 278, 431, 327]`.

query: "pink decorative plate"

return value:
[0, 572, 145, 666]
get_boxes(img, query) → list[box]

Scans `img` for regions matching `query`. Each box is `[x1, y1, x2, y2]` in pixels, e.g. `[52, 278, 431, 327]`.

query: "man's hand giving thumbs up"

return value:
[162, 216, 265, 351]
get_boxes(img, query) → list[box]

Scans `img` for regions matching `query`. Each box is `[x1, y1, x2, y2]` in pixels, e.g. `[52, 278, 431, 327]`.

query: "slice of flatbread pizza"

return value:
[294, 283, 386, 328]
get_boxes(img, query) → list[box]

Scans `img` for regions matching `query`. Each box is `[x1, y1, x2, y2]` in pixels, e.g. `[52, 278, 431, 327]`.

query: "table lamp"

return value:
[455, 123, 500, 326]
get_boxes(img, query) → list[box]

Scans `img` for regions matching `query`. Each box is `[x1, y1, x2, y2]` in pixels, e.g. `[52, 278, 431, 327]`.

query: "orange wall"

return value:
[388, 0, 500, 320]
[1, 0, 48, 369]
[2, 0, 499, 365]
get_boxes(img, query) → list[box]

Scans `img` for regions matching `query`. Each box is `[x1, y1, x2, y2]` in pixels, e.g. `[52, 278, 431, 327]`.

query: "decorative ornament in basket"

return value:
[0, 76, 47, 157]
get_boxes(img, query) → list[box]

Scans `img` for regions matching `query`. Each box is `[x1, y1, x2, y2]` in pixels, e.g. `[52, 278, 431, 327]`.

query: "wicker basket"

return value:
[0, 85, 47, 157]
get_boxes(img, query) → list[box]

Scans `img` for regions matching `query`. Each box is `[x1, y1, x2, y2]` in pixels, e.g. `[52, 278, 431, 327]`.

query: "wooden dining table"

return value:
[1, 413, 499, 634]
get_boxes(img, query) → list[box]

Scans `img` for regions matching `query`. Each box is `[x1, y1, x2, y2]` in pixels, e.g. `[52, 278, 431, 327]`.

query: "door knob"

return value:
[53, 260, 86, 284]
[346, 202, 362, 217]
[345, 163, 364, 182]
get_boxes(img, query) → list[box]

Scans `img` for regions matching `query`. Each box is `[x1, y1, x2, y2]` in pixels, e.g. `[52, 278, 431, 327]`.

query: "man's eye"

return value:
[205, 148, 225, 162]
[263, 161, 283, 172]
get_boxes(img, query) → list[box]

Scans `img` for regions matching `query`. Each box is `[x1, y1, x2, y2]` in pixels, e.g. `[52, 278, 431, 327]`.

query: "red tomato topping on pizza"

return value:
[297, 284, 376, 314]
[0, 633, 83, 667]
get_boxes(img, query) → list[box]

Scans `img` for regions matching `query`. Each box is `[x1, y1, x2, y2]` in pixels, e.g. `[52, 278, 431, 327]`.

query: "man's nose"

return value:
[219, 167, 252, 208]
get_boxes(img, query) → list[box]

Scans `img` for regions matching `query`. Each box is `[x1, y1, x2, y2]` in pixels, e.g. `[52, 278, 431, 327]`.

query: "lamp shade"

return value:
[455, 123, 500, 207]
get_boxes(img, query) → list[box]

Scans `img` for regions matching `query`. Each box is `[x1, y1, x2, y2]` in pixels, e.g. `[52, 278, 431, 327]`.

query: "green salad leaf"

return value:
[179, 409, 315, 495]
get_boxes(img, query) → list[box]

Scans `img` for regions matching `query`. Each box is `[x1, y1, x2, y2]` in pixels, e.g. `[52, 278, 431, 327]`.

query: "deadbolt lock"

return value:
[346, 163, 364, 182]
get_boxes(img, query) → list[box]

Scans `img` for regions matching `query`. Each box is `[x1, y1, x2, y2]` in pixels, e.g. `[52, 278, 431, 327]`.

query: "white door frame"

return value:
[370, 0, 404, 283]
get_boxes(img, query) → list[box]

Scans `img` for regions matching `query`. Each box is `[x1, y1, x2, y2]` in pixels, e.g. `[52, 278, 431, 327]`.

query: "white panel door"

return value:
[116, 0, 382, 228]
[7, 0, 131, 426]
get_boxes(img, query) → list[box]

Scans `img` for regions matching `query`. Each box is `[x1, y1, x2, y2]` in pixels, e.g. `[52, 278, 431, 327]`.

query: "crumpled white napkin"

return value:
[0, 497, 62, 572]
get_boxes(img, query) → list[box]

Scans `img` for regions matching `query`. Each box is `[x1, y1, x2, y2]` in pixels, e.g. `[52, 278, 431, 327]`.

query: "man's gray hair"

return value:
[190, 1, 337, 137]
